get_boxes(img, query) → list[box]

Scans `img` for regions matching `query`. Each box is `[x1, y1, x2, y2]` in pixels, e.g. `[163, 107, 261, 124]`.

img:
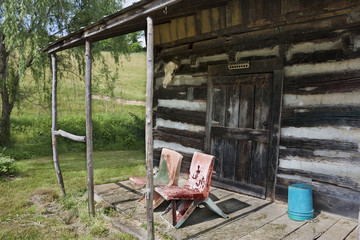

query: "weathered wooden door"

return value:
[205, 60, 283, 199]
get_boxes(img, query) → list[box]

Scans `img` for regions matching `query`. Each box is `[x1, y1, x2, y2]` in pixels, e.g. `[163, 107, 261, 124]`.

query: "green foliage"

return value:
[0, 153, 15, 176]
[7, 112, 145, 160]
[0, 0, 132, 146]
[130, 42, 144, 52]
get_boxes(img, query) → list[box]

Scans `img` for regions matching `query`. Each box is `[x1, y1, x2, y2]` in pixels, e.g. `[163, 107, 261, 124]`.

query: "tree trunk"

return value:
[0, 34, 15, 146]
[0, 34, 12, 147]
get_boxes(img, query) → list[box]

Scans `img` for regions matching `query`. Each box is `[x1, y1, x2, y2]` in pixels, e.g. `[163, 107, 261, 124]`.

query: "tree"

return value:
[0, 0, 128, 146]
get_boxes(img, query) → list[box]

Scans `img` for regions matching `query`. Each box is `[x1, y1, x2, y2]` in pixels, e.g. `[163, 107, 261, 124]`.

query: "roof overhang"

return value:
[43, 0, 227, 53]
[42, 0, 183, 53]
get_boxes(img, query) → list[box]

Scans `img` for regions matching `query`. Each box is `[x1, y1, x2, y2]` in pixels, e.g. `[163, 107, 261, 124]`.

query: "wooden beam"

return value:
[266, 70, 284, 201]
[54, 130, 86, 142]
[145, 16, 155, 240]
[204, 76, 213, 153]
[51, 53, 66, 197]
[85, 39, 95, 216]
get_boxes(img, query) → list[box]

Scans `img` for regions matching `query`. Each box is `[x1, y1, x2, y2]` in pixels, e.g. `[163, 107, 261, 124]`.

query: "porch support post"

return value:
[85, 39, 95, 216]
[145, 16, 155, 240]
[51, 53, 66, 197]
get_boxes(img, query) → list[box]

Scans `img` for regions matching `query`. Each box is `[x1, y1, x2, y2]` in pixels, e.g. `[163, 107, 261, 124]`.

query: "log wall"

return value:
[152, 0, 360, 219]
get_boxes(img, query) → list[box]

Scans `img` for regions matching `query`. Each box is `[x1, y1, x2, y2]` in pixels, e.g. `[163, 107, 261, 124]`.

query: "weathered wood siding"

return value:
[278, 39, 360, 219]
[153, 0, 360, 219]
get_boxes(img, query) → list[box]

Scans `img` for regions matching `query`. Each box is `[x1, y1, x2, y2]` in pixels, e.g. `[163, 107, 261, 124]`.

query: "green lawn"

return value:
[0, 150, 146, 239]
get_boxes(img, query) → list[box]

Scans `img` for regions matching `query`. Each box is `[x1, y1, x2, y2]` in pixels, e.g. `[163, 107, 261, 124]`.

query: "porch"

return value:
[94, 176, 358, 240]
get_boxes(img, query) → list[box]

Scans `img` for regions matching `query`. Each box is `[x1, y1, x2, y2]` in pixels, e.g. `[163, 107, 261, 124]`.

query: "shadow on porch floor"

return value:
[94, 179, 358, 240]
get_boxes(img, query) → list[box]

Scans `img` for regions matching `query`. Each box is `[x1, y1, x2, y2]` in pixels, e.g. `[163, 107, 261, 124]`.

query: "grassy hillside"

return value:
[4, 52, 147, 159]
[12, 51, 146, 117]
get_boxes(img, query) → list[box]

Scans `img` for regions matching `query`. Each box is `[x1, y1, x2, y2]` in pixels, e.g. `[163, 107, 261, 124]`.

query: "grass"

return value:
[0, 150, 146, 239]
[0, 51, 148, 238]
[12, 51, 146, 117]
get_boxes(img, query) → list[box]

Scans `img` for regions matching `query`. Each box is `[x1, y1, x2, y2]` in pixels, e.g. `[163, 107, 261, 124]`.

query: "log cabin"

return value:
[43, 0, 360, 220]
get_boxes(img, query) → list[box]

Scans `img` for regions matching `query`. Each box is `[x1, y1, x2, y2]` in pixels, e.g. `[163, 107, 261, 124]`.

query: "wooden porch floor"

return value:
[94, 179, 358, 240]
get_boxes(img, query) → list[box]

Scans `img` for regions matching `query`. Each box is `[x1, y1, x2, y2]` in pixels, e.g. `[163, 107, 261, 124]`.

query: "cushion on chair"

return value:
[155, 185, 205, 201]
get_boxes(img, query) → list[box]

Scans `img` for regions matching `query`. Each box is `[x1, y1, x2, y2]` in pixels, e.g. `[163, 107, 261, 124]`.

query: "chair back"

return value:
[186, 152, 215, 199]
[155, 148, 183, 186]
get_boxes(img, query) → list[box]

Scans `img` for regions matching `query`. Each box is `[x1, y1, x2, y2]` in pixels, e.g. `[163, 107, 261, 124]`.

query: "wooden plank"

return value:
[279, 148, 360, 163]
[277, 168, 360, 192]
[249, 0, 264, 22]
[236, 140, 252, 183]
[226, 85, 240, 127]
[212, 73, 271, 87]
[212, 175, 266, 199]
[250, 142, 269, 187]
[251, 80, 271, 186]
[54, 130, 86, 142]
[251, 81, 271, 185]
[211, 86, 226, 126]
[154, 85, 207, 101]
[85, 40, 95, 216]
[145, 17, 155, 240]
[286, 49, 360, 66]
[281, 0, 301, 14]
[283, 213, 339, 240]
[204, 77, 214, 154]
[200, 9, 211, 33]
[154, 106, 206, 126]
[211, 127, 269, 145]
[176, 17, 187, 40]
[156, 126, 204, 140]
[268, 0, 282, 22]
[312, 187, 360, 220]
[284, 71, 360, 95]
[318, 218, 357, 240]
[280, 137, 359, 152]
[208, 200, 285, 239]
[219, 6, 226, 30]
[211, 137, 224, 177]
[51, 53, 66, 197]
[266, 70, 284, 200]
[231, 0, 242, 26]
[211, 7, 220, 31]
[223, 139, 237, 180]
[169, 19, 178, 42]
[345, 227, 358, 240]
[154, 129, 204, 150]
[241, 213, 306, 240]
[158, 23, 171, 43]
[211, 126, 269, 143]
[186, 15, 196, 37]
[239, 85, 254, 128]
[153, 25, 160, 45]
[237, 84, 254, 184]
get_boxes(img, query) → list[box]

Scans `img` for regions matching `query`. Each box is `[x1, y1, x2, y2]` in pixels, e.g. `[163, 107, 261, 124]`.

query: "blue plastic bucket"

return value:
[288, 183, 314, 221]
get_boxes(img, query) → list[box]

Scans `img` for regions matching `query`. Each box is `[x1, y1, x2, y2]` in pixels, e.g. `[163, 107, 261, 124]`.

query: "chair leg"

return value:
[202, 197, 228, 218]
[161, 200, 197, 229]
[138, 191, 165, 209]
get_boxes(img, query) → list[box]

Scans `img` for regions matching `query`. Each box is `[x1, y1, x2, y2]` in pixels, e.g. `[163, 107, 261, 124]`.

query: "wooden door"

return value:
[205, 60, 283, 199]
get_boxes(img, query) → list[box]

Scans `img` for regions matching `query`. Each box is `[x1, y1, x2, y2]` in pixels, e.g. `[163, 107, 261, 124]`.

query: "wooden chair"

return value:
[155, 152, 228, 228]
[129, 148, 183, 209]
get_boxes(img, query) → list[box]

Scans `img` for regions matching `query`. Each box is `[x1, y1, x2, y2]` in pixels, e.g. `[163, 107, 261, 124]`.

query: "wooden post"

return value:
[51, 53, 66, 197]
[145, 16, 155, 240]
[357, 207, 359, 240]
[85, 39, 95, 216]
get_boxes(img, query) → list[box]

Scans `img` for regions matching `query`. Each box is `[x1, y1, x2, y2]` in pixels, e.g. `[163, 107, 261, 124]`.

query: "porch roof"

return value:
[42, 0, 225, 54]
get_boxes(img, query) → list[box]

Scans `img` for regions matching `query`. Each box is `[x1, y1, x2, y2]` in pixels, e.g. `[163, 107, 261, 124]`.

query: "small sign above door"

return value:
[228, 61, 250, 70]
